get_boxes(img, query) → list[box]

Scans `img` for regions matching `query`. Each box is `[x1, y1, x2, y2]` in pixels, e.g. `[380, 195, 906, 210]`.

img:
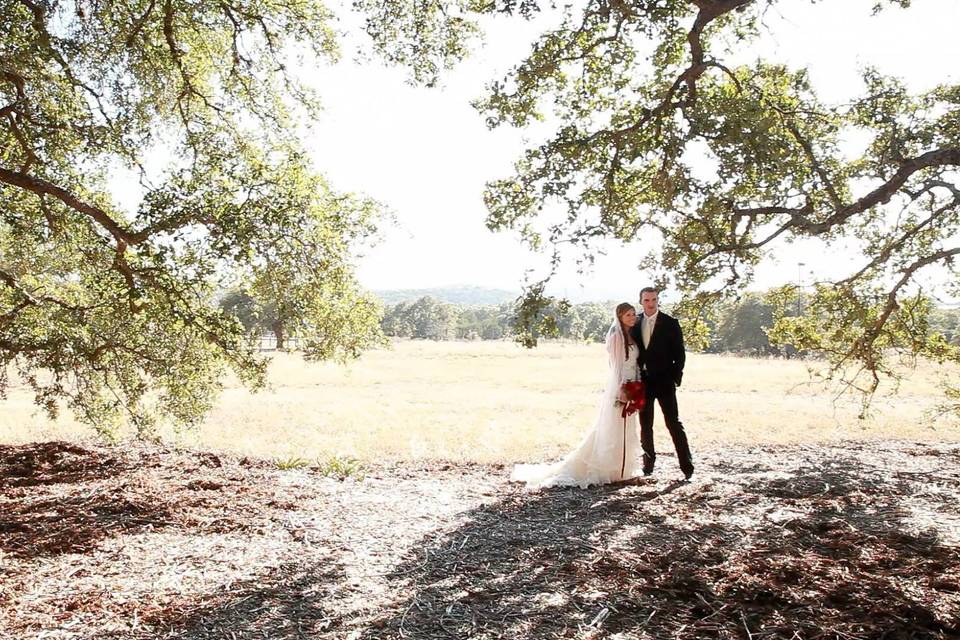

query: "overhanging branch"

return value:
[0, 166, 141, 245]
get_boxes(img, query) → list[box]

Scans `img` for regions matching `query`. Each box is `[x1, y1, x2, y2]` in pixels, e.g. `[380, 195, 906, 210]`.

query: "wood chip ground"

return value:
[1, 440, 958, 639]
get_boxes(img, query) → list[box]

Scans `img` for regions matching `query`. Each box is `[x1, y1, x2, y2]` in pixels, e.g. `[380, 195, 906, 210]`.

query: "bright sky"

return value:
[306, 0, 959, 302]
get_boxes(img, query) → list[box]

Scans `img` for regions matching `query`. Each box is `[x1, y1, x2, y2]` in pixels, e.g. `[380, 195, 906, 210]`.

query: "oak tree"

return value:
[0, 0, 391, 434]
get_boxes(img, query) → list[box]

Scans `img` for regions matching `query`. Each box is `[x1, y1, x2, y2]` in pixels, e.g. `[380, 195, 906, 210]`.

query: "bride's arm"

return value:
[605, 331, 627, 401]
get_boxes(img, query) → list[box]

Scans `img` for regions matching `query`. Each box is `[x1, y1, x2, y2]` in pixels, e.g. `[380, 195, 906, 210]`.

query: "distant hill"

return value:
[373, 286, 517, 306]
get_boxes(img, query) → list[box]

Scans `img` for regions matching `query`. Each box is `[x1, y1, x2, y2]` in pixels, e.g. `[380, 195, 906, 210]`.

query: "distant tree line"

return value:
[380, 297, 614, 342]
[705, 293, 960, 356]
[219, 290, 960, 354]
[929, 306, 960, 346]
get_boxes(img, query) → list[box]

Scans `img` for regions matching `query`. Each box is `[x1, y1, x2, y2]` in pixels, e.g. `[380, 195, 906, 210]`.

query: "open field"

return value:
[1, 341, 958, 464]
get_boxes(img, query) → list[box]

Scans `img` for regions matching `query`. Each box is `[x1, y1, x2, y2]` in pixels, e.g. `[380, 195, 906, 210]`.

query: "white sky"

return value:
[299, 0, 960, 303]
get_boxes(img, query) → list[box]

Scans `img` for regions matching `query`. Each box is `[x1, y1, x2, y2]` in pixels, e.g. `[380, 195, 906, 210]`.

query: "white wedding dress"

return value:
[511, 320, 642, 489]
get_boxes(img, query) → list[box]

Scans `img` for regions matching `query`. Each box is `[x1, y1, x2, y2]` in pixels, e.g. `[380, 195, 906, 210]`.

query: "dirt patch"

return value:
[1, 440, 958, 639]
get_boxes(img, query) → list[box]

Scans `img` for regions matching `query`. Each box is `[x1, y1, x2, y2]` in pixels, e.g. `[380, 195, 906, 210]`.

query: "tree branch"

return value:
[0, 166, 140, 245]
[840, 198, 959, 286]
[812, 148, 960, 232]
[852, 246, 960, 363]
[126, 0, 158, 48]
[683, 0, 754, 106]
[782, 121, 844, 211]
[730, 148, 960, 234]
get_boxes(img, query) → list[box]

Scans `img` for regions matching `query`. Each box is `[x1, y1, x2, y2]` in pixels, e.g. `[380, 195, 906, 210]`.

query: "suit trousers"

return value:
[639, 380, 693, 475]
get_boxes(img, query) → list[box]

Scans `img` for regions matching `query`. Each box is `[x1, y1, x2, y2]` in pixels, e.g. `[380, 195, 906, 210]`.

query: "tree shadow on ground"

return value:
[0, 489, 174, 559]
[129, 559, 347, 640]
[0, 441, 124, 488]
[0, 442, 176, 559]
[361, 448, 960, 639]
[355, 479, 686, 639]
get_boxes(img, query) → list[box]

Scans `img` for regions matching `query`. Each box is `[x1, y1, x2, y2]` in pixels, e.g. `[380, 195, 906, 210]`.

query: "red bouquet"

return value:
[620, 380, 646, 418]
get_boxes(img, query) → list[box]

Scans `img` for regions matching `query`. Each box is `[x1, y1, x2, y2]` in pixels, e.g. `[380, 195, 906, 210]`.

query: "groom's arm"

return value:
[672, 317, 685, 386]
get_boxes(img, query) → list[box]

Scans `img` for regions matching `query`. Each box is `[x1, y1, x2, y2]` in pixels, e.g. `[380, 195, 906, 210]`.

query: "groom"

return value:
[630, 287, 694, 480]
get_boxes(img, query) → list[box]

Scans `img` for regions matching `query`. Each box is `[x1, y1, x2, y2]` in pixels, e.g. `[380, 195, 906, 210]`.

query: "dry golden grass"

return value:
[2, 340, 957, 463]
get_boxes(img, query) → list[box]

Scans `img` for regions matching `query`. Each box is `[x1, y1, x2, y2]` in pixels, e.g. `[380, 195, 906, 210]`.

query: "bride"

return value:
[512, 302, 643, 489]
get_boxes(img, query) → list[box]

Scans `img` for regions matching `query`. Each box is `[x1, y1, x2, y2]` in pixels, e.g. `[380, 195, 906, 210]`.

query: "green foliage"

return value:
[219, 290, 262, 335]
[928, 307, 960, 346]
[5, 0, 959, 427]
[0, 1, 396, 434]
[456, 304, 513, 340]
[556, 302, 612, 342]
[709, 293, 779, 356]
[766, 285, 960, 416]
[381, 296, 460, 340]
[275, 456, 311, 470]
[316, 454, 365, 481]
[508, 282, 571, 348]
[353, 0, 483, 88]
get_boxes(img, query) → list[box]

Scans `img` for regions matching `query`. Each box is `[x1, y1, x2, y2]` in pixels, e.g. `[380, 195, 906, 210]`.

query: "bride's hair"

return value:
[615, 302, 635, 361]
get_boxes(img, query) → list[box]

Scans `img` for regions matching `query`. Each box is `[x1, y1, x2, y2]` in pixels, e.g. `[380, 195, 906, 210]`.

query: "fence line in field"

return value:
[253, 334, 302, 351]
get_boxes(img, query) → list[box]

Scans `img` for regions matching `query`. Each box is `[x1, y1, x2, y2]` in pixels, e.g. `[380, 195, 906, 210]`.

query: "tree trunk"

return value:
[272, 321, 285, 351]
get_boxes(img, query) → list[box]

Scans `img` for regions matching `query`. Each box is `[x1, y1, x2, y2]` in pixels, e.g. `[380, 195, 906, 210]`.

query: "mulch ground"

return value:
[1, 439, 958, 639]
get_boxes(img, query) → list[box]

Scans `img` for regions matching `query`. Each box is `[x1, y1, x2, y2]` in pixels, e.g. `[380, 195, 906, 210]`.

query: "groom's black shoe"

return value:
[683, 465, 694, 481]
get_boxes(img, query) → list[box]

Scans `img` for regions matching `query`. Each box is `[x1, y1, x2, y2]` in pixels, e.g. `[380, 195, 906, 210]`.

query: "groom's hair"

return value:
[639, 286, 659, 298]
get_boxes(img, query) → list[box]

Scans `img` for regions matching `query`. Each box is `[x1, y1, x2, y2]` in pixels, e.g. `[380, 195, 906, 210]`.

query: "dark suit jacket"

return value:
[630, 311, 685, 387]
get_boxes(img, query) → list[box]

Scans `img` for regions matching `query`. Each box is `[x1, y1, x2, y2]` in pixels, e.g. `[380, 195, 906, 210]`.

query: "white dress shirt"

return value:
[641, 311, 658, 349]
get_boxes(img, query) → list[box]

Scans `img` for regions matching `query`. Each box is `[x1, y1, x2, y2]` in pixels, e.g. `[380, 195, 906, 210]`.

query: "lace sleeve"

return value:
[605, 328, 626, 397]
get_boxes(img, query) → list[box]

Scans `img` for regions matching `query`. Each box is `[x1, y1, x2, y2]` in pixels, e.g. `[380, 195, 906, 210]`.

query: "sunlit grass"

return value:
[2, 340, 957, 463]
